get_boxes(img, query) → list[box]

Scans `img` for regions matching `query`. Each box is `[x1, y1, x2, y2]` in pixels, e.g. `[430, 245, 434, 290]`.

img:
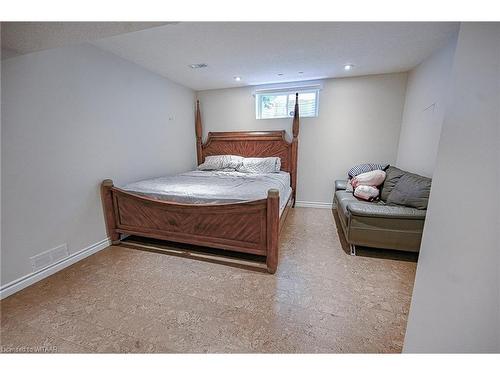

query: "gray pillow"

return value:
[198, 155, 243, 171]
[386, 173, 432, 209]
[380, 166, 406, 202]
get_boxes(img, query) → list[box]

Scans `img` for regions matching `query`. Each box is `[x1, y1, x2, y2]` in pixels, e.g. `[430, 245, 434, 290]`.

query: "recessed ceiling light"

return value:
[189, 63, 208, 69]
[234, 76, 241, 81]
[344, 64, 354, 71]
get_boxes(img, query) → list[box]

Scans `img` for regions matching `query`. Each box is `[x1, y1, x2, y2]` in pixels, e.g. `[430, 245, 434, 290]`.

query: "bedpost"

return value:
[266, 189, 280, 274]
[101, 179, 120, 245]
[291, 92, 299, 207]
[195, 100, 203, 165]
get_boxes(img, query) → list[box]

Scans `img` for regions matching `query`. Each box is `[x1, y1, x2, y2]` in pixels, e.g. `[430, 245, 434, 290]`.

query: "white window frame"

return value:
[255, 85, 321, 120]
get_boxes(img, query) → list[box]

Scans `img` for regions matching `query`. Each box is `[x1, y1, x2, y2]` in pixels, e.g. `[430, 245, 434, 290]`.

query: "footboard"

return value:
[101, 180, 280, 273]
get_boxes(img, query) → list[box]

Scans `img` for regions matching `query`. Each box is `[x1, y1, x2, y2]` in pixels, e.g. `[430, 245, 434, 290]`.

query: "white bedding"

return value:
[121, 170, 292, 215]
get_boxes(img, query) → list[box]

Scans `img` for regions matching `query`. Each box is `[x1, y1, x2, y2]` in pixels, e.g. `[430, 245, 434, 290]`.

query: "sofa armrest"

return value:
[335, 180, 348, 191]
[347, 202, 426, 220]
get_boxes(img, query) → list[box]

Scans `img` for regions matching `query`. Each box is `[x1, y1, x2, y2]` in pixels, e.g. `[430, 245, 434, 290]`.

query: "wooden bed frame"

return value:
[101, 94, 300, 273]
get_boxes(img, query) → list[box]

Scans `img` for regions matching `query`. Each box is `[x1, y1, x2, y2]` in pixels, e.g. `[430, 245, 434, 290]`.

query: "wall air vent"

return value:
[30, 244, 69, 272]
[189, 63, 208, 69]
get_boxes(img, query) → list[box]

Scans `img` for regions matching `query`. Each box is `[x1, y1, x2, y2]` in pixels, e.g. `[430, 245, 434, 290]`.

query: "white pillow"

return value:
[198, 155, 243, 171]
[354, 185, 380, 202]
[345, 179, 354, 193]
[351, 170, 386, 188]
[236, 157, 281, 174]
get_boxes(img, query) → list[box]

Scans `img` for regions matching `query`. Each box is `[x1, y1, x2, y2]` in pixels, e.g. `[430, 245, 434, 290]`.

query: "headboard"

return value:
[195, 94, 300, 203]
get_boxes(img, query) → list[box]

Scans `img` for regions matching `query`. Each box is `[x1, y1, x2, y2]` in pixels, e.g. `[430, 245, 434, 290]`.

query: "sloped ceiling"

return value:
[1, 22, 169, 58]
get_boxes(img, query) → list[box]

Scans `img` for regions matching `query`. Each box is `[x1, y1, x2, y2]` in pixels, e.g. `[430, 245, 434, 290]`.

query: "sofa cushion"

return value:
[334, 190, 360, 216]
[380, 166, 406, 201]
[347, 201, 427, 219]
[334, 190, 355, 230]
[386, 173, 432, 209]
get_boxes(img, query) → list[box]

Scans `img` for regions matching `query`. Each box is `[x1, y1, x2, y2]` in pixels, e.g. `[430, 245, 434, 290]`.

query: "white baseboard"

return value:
[0, 238, 110, 300]
[295, 200, 332, 209]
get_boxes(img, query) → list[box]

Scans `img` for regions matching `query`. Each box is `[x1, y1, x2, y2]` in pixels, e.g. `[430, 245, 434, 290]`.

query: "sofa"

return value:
[334, 166, 431, 255]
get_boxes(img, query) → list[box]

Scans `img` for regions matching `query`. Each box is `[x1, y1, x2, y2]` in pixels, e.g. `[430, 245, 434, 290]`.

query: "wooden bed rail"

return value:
[291, 92, 299, 205]
[101, 179, 120, 245]
[100, 180, 282, 273]
[266, 189, 280, 273]
[195, 100, 203, 165]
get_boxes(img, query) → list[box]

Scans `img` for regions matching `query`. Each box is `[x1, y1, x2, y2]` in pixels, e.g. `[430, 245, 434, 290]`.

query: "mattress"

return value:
[121, 170, 292, 215]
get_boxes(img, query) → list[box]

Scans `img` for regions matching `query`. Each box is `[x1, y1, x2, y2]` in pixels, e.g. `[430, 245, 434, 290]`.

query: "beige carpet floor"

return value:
[0, 208, 417, 353]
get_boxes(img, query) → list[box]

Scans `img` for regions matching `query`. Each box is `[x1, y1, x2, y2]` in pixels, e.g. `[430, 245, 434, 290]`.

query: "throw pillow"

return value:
[345, 179, 354, 193]
[386, 173, 432, 209]
[351, 170, 386, 188]
[348, 163, 389, 178]
[354, 185, 380, 202]
[380, 166, 406, 202]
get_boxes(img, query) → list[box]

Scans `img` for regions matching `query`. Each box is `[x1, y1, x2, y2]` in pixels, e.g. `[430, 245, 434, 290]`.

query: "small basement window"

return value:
[255, 87, 319, 119]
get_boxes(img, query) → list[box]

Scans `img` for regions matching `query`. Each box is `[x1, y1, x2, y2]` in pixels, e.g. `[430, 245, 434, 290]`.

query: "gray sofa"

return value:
[334, 166, 431, 255]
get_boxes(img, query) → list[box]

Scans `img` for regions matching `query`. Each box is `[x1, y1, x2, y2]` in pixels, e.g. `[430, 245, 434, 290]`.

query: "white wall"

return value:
[396, 36, 457, 177]
[1, 44, 196, 286]
[1, 29, 3, 279]
[197, 73, 408, 205]
[404, 23, 500, 353]
[1, 48, 21, 60]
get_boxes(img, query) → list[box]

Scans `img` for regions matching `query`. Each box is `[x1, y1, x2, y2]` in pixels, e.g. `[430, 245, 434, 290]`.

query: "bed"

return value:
[101, 94, 300, 273]
[121, 170, 293, 215]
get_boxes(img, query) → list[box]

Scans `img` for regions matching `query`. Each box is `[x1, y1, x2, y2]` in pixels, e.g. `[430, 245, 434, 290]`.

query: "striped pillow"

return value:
[348, 163, 389, 178]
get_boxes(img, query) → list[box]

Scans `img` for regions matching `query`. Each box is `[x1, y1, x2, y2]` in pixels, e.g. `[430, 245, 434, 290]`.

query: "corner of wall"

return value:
[395, 35, 458, 177]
